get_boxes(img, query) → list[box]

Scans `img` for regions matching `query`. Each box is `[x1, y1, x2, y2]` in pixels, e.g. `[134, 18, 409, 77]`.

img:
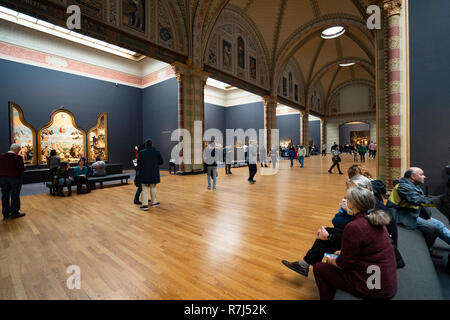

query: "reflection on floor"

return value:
[0, 155, 448, 299]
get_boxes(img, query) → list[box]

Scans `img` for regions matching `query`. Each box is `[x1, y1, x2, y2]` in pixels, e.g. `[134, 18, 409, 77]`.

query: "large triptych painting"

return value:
[87, 112, 108, 162]
[9, 102, 36, 165]
[38, 109, 86, 165]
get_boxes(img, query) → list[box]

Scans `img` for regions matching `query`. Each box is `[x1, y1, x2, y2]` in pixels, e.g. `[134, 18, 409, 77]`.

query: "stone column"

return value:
[383, 0, 403, 188]
[301, 110, 310, 148]
[172, 62, 209, 173]
[320, 117, 327, 154]
[262, 95, 277, 154]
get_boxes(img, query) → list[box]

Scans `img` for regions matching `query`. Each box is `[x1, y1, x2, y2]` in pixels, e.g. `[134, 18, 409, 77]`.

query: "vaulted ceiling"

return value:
[200, 0, 375, 114]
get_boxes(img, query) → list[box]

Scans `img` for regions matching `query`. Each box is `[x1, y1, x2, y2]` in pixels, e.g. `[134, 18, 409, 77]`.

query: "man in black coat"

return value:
[135, 139, 164, 211]
[0, 144, 26, 220]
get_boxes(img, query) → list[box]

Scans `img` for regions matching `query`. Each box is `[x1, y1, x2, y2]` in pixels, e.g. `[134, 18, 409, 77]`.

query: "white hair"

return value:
[10, 144, 21, 151]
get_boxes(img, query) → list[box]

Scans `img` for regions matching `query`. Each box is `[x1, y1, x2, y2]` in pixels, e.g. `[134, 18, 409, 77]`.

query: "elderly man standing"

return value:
[0, 144, 26, 221]
[387, 167, 450, 250]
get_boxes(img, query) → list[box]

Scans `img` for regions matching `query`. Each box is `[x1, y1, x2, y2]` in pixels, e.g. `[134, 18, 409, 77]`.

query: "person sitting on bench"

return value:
[73, 158, 90, 194]
[91, 157, 106, 177]
[56, 162, 73, 196]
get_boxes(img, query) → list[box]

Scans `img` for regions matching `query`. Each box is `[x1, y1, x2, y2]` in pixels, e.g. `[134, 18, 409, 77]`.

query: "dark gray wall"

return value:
[142, 77, 178, 170]
[410, 0, 450, 194]
[339, 123, 370, 145]
[205, 103, 226, 140]
[309, 120, 321, 147]
[225, 102, 265, 144]
[0, 59, 142, 169]
[277, 114, 300, 146]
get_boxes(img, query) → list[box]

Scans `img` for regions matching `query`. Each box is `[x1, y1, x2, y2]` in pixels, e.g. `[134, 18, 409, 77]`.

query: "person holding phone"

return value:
[313, 186, 397, 300]
[73, 157, 90, 194]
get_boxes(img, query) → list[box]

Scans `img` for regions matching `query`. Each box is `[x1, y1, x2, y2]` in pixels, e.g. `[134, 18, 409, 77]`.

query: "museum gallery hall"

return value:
[0, 0, 449, 301]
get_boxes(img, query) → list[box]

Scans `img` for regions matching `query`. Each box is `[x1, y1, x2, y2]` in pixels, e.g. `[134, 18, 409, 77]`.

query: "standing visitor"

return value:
[298, 145, 306, 168]
[288, 146, 296, 168]
[248, 141, 258, 184]
[205, 141, 218, 190]
[328, 144, 343, 175]
[135, 139, 164, 210]
[0, 144, 26, 220]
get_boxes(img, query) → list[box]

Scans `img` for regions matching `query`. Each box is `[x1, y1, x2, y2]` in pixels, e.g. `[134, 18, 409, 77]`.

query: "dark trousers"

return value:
[322, 150, 326, 156]
[304, 228, 342, 265]
[248, 164, 257, 181]
[328, 161, 343, 174]
[169, 162, 176, 174]
[313, 263, 371, 300]
[360, 152, 366, 162]
[225, 164, 232, 174]
[134, 185, 142, 203]
[74, 176, 90, 193]
[0, 177, 22, 218]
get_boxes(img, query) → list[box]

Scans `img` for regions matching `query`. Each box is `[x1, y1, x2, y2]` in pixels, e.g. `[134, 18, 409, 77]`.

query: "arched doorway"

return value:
[339, 121, 370, 147]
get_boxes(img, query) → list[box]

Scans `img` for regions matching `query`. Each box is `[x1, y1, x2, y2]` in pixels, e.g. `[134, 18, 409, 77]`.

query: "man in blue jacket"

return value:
[387, 167, 450, 249]
[135, 139, 164, 211]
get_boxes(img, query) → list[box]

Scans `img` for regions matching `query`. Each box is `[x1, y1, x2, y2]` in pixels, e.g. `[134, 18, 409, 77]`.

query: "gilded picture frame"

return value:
[87, 112, 108, 162]
[38, 108, 86, 165]
[9, 101, 37, 166]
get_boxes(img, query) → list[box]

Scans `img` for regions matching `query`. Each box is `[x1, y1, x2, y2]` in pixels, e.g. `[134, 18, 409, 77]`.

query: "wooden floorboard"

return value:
[0, 154, 376, 300]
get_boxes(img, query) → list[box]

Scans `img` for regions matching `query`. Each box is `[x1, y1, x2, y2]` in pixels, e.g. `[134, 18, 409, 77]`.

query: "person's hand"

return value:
[340, 198, 348, 211]
[317, 226, 329, 240]
[334, 251, 341, 256]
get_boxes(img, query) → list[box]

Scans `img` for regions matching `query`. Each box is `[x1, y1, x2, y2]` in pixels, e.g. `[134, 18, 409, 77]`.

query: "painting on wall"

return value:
[237, 36, 245, 69]
[87, 112, 108, 162]
[223, 40, 232, 72]
[122, 0, 146, 33]
[350, 131, 370, 146]
[9, 102, 36, 165]
[38, 108, 86, 165]
[249, 56, 256, 80]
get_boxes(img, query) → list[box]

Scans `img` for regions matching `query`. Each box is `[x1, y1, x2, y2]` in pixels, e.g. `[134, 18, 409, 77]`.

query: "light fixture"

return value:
[206, 78, 234, 90]
[339, 62, 356, 67]
[0, 5, 144, 61]
[321, 26, 345, 39]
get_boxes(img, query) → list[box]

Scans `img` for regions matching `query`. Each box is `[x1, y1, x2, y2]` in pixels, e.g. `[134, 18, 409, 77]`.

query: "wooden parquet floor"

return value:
[0, 155, 376, 300]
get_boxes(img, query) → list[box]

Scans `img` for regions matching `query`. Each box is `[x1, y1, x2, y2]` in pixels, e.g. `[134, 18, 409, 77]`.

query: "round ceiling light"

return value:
[339, 62, 356, 67]
[321, 26, 345, 39]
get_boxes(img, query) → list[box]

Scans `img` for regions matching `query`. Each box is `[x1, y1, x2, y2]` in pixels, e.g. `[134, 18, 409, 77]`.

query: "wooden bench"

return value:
[88, 173, 130, 189]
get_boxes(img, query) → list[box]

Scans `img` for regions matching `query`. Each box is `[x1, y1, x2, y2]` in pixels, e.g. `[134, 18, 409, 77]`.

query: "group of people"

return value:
[282, 164, 450, 300]
[47, 150, 107, 196]
[287, 145, 307, 168]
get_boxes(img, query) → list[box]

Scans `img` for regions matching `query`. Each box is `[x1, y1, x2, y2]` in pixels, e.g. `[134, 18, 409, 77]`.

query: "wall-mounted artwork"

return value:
[223, 40, 232, 72]
[9, 102, 36, 165]
[237, 36, 245, 69]
[38, 108, 86, 165]
[250, 56, 257, 80]
[122, 0, 145, 33]
[87, 112, 108, 162]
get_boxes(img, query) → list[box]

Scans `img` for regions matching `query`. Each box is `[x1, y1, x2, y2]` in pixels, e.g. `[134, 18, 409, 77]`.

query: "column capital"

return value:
[300, 109, 310, 117]
[383, 0, 402, 17]
[171, 61, 209, 83]
[262, 94, 278, 108]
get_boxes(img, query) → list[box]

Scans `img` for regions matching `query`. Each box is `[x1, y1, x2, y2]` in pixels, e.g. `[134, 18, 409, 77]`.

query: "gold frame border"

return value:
[87, 112, 109, 162]
[37, 107, 87, 165]
[9, 101, 37, 166]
